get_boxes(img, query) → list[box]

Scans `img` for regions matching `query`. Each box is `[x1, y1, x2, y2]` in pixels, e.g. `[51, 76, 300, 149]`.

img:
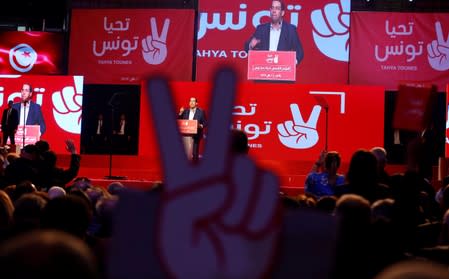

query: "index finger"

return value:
[150, 17, 159, 40]
[146, 77, 192, 190]
[290, 104, 305, 125]
[435, 21, 449, 45]
[198, 68, 237, 176]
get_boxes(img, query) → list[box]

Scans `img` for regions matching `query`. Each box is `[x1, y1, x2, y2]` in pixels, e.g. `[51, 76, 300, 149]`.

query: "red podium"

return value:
[15, 125, 40, 148]
[177, 120, 198, 134]
[247, 50, 296, 81]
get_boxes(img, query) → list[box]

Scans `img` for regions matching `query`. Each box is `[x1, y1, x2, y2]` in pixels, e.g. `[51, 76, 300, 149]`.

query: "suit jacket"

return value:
[1, 107, 19, 132]
[245, 21, 304, 65]
[178, 108, 207, 140]
[13, 101, 46, 134]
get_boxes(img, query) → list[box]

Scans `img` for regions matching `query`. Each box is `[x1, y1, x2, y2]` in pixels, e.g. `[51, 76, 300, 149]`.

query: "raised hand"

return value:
[249, 37, 261, 49]
[147, 68, 280, 279]
[427, 21, 449, 71]
[311, 0, 350, 62]
[277, 104, 321, 149]
[142, 17, 170, 65]
[52, 76, 83, 134]
[65, 139, 77, 154]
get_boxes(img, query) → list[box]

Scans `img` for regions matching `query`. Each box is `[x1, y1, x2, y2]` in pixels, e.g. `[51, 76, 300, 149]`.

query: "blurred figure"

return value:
[373, 260, 448, 279]
[231, 129, 249, 154]
[0, 230, 99, 279]
[1, 100, 19, 146]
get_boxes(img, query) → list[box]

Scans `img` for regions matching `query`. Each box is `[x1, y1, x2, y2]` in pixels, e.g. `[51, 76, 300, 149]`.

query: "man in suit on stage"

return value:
[1, 100, 19, 145]
[178, 97, 207, 162]
[245, 0, 304, 65]
[13, 83, 46, 135]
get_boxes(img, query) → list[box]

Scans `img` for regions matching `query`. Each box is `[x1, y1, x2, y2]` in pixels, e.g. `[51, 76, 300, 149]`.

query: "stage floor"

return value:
[58, 154, 409, 197]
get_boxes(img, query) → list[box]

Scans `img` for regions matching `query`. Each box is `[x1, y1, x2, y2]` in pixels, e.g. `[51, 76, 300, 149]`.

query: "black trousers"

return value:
[2, 130, 15, 145]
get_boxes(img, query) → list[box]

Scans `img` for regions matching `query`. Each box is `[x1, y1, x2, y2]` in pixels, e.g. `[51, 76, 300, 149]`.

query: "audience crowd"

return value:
[0, 132, 448, 278]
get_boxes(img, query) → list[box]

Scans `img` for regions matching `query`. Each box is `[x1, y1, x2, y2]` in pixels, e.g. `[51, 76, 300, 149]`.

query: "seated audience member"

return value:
[371, 198, 395, 223]
[305, 150, 345, 198]
[41, 195, 93, 240]
[4, 144, 39, 187]
[371, 146, 391, 187]
[70, 176, 93, 191]
[336, 149, 391, 203]
[334, 194, 373, 278]
[94, 195, 119, 238]
[107, 181, 125, 196]
[0, 230, 100, 279]
[12, 193, 47, 235]
[315, 195, 337, 214]
[373, 260, 448, 279]
[48, 186, 67, 199]
[0, 190, 14, 240]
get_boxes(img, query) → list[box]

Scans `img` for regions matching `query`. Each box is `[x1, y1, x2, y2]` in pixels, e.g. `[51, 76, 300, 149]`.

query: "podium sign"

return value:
[247, 51, 296, 81]
[177, 120, 198, 134]
[14, 125, 40, 147]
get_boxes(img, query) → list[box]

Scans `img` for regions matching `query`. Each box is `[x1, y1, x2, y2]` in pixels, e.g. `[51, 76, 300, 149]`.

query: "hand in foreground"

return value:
[147, 68, 281, 279]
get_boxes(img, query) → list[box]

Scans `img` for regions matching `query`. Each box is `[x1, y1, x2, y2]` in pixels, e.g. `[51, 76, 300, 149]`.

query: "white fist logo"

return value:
[9, 43, 37, 73]
[142, 17, 170, 65]
[311, 0, 351, 62]
[52, 76, 83, 134]
[427, 21, 449, 71]
[277, 104, 321, 149]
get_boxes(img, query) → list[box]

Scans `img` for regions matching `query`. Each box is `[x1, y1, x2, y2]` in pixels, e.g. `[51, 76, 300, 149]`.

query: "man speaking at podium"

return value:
[178, 97, 206, 162]
[13, 83, 46, 136]
[244, 0, 304, 65]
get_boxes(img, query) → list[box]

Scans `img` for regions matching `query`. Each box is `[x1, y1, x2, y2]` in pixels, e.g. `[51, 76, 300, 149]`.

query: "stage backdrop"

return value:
[139, 81, 384, 167]
[350, 12, 449, 91]
[196, 0, 351, 83]
[69, 9, 195, 84]
[0, 31, 64, 75]
[0, 75, 83, 153]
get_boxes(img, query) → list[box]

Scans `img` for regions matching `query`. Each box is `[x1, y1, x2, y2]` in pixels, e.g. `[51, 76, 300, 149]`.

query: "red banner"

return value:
[350, 12, 449, 91]
[69, 9, 195, 84]
[0, 32, 64, 75]
[196, 0, 351, 83]
[0, 75, 83, 153]
[139, 82, 384, 164]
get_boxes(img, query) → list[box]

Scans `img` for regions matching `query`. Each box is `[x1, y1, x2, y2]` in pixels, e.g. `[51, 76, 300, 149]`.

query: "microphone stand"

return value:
[324, 106, 328, 151]
[22, 102, 26, 148]
[104, 94, 126, 180]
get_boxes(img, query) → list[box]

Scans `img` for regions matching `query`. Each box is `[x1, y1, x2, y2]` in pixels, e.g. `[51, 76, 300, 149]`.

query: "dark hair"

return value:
[324, 151, 341, 170]
[273, 0, 286, 11]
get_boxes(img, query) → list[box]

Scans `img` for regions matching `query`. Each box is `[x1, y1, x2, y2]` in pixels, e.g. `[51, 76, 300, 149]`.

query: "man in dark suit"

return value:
[1, 100, 19, 145]
[12, 83, 46, 135]
[178, 97, 207, 162]
[245, 0, 304, 65]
